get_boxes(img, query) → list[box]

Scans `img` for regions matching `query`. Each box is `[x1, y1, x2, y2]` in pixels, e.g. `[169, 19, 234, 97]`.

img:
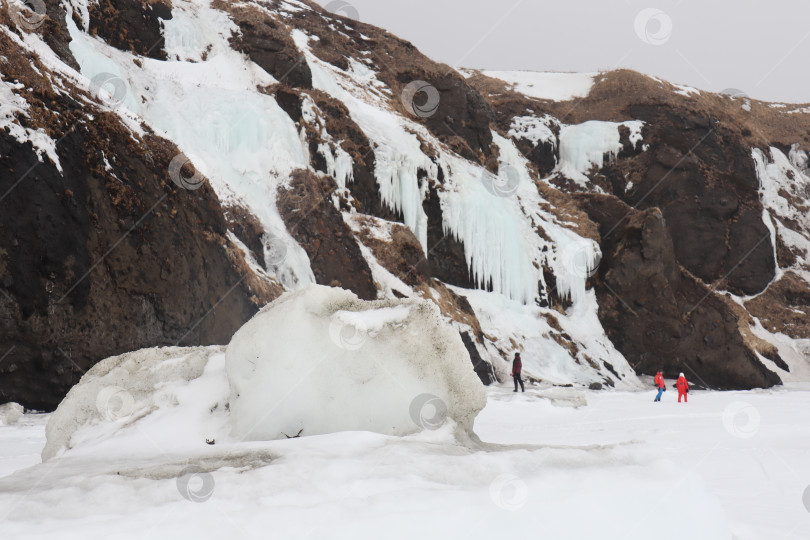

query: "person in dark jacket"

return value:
[511, 353, 525, 393]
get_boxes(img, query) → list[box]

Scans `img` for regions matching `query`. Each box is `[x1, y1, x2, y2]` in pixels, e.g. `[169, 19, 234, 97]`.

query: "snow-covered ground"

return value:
[2, 385, 808, 539]
[0, 413, 48, 480]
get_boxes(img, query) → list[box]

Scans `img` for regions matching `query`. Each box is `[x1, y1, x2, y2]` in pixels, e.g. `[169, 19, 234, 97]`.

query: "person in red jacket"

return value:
[654, 371, 666, 402]
[676, 372, 689, 403]
[511, 352, 524, 393]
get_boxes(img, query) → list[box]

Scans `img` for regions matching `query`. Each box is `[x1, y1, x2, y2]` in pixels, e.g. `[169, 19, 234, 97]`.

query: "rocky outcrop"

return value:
[577, 195, 779, 389]
[0, 22, 272, 410]
[347, 215, 430, 287]
[745, 272, 810, 340]
[273, 87, 397, 221]
[38, 0, 80, 70]
[85, 0, 172, 60]
[277, 170, 376, 300]
[0, 122, 268, 409]
[613, 104, 775, 296]
[222, 1, 313, 89]
[460, 331, 496, 385]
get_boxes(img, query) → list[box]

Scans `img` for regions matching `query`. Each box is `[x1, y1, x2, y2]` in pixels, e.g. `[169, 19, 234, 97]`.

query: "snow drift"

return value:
[226, 285, 487, 441]
[0, 403, 24, 425]
[40, 286, 486, 459]
[41, 346, 228, 461]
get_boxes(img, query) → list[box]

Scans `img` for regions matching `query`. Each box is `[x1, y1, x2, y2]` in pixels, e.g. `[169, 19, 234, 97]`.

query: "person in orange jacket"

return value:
[654, 371, 666, 402]
[676, 372, 689, 403]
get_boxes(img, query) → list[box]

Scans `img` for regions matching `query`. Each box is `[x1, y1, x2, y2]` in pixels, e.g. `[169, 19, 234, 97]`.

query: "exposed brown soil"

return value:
[348, 214, 429, 287]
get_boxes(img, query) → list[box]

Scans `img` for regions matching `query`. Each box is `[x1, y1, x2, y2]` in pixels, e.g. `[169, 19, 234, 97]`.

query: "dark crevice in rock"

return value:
[422, 178, 474, 290]
[460, 331, 495, 385]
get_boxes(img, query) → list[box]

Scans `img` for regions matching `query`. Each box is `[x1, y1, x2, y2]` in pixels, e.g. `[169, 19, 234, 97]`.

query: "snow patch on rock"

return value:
[0, 78, 62, 172]
[482, 71, 598, 101]
[301, 94, 355, 193]
[673, 83, 700, 97]
[556, 120, 644, 187]
[753, 146, 810, 253]
[508, 114, 559, 149]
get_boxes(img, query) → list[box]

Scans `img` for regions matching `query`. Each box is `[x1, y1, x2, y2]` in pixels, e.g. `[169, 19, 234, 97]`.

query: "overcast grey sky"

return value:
[313, 0, 810, 103]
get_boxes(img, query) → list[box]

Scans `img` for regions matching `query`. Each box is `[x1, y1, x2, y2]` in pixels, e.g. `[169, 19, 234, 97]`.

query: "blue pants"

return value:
[654, 387, 664, 401]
